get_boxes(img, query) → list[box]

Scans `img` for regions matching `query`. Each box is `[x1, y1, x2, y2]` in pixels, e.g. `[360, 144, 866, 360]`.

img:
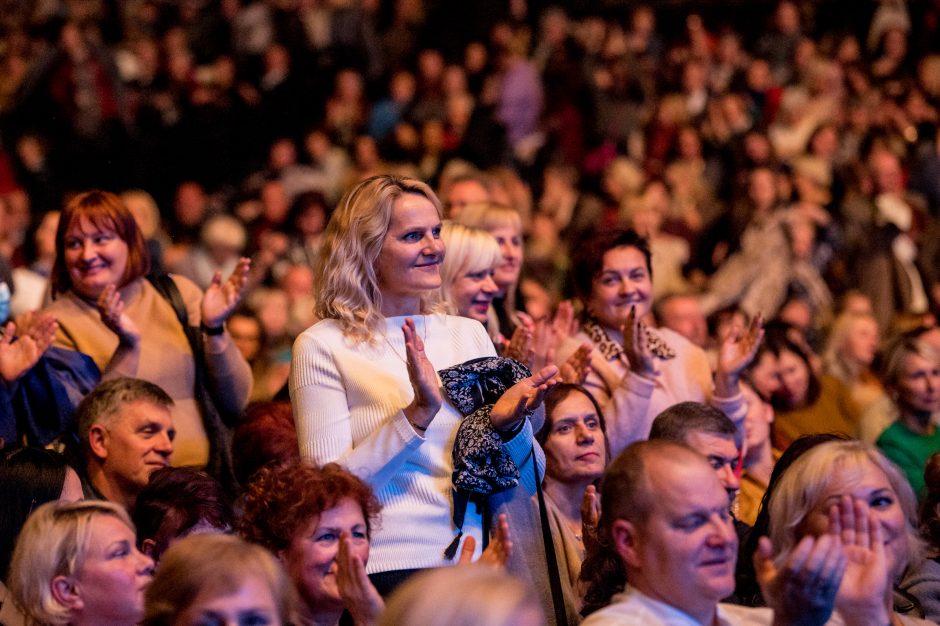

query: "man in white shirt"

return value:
[581, 440, 890, 626]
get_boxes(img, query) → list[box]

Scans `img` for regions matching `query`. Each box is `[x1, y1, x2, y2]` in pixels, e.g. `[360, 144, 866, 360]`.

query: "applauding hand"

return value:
[201, 257, 251, 329]
[336, 530, 384, 626]
[97, 284, 140, 344]
[0, 319, 56, 384]
[622, 305, 655, 377]
[756, 534, 844, 626]
[490, 365, 558, 432]
[715, 313, 764, 396]
[402, 318, 442, 432]
[459, 513, 512, 569]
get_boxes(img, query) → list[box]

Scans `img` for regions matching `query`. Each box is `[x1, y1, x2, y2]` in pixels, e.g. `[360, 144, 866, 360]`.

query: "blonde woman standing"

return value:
[290, 175, 555, 593]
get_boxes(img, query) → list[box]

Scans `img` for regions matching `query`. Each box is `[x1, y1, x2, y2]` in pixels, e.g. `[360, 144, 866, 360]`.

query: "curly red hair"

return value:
[239, 461, 381, 552]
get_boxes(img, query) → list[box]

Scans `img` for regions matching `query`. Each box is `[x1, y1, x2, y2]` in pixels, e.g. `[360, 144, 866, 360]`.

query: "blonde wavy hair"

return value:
[8, 500, 136, 626]
[314, 174, 445, 344]
[767, 440, 922, 580]
[432, 222, 501, 316]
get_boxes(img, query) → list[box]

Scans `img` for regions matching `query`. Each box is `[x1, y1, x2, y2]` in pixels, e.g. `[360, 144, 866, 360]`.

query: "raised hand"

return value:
[490, 364, 559, 432]
[97, 284, 140, 344]
[336, 530, 384, 626]
[0, 320, 55, 383]
[560, 343, 592, 384]
[530, 318, 558, 372]
[551, 300, 579, 343]
[503, 324, 534, 365]
[756, 535, 844, 626]
[458, 513, 512, 568]
[402, 318, 442, 432]
[16, 311, 58, 349]
[622, 305, 655, 377]
[201, 257, 251, 329]
[715, 313, 764, 396]
[581, 484, 601, 553]
[828, 496, 892, 626]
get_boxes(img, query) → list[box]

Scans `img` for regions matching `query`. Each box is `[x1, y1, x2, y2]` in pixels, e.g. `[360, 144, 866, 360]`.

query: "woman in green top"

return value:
[876, 335, 940, 497]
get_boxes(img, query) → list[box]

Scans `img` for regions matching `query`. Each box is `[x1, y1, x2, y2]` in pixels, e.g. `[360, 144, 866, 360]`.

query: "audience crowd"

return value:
[2, 0, 940, 624]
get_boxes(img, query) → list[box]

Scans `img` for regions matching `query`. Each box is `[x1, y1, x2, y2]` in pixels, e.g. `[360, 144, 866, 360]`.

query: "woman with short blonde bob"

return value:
[433, 222, 501, 336]
[143, 534, 292, 626]
[456, 202, 525, 338]
[8, 500, 154, 626]
[767, 440, 931, 625]
[291, 175, 556, 590]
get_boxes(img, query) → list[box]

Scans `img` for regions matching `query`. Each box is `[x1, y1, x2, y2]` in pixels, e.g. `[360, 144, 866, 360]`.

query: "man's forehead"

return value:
[110, 400, 172, 426]
[684, 430, 738, 458]
[646, 453, 725, 502]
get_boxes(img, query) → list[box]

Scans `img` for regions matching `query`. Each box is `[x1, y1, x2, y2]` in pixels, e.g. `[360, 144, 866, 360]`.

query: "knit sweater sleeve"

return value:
[290, 325, 426, 490]
[169, 275, 253, 417]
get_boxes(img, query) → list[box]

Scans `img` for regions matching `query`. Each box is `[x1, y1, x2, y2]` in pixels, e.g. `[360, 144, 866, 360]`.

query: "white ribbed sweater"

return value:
[290, 314, 536, 573]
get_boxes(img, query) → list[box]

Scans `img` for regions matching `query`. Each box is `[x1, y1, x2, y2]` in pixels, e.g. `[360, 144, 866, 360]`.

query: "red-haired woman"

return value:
[240, 460, 384, 626]
[44, 190, 252, 474]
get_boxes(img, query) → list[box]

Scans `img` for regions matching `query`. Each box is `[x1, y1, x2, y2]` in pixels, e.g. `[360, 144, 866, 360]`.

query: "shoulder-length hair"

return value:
[143, 534, 293, 626]
[536, 383, 611, 465]
[0, 447, 71, 582]
[822, 312, 879, 383]
[432, 221, 501, 315]
[50, 190, 150, 297]
[8, 500, 135, 626]
[314, 175, 444, 344]
[767, 439, 922, 579]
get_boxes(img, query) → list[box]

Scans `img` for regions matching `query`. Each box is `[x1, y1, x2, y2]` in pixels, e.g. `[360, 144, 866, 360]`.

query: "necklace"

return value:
[384, 315, 429, 364]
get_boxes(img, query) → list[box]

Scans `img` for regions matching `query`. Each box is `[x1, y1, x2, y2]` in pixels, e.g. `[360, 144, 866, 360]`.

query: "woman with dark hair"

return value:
[535, 384, 609, 621]
[130, 467, 234, 563]
[561, 228, 762, 455]
[231, 400, 299, 488]
[239, 460, 384, 626]
[43, 190, 252, 474]
[765, 329, 860, 449]
[0, 447, 83, 625]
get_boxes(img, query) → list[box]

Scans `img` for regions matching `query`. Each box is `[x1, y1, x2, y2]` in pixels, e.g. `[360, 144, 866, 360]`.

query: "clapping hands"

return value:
[0, 315, 57, 384]
[201, 257, 251, 329]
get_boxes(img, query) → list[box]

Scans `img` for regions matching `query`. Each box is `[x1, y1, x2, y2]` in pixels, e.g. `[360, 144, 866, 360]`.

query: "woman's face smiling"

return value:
[376, 193, 444, 316]
[587, 245, 652, 330]
[800, 460, 910, 582]
[452, 265, 499, 323]
[280, 498, 369, 616]
[63, 216, 129, 299]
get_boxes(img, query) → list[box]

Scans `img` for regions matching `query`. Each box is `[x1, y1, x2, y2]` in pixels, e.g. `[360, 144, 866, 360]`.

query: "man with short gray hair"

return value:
[78, 377, 175, 508]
